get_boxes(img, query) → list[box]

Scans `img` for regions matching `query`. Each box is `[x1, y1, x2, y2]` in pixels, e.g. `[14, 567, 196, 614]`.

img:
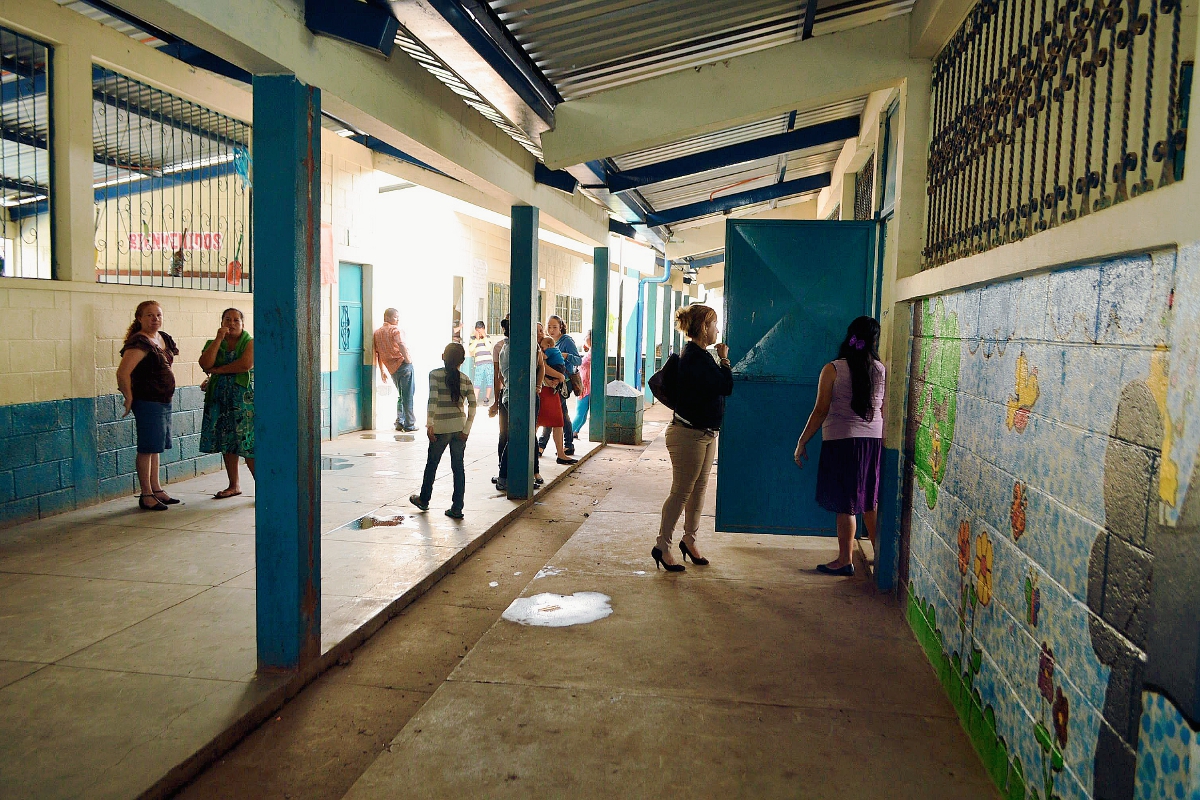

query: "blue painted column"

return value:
[622, 270, 639, 385]
[252, 75, 322, 671]
[642, 280, 658, 401]
[507, 206, 538, 499]
[588, 247, 609, 443]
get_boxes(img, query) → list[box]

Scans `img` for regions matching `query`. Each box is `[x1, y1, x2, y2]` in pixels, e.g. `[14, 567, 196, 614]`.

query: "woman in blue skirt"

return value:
[793, 316, 885, 576]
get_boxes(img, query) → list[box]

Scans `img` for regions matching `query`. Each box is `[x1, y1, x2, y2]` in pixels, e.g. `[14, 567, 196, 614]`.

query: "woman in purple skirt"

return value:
[793, 316, 885, 576]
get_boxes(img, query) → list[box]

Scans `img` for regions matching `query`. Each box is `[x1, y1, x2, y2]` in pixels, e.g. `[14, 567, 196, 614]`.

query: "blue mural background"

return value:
[903, 249, 1200, 799]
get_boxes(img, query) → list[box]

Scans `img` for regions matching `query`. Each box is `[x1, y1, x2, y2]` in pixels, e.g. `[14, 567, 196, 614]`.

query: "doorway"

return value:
[334, 262, 369, 435]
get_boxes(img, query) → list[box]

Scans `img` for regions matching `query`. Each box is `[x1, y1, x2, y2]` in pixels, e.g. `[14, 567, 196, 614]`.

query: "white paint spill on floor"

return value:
[488, 581, 499, 587]
[513, 571, 522, 576]
[502, 592, 613, 628]
[533, 566, 563, 580]
[633, 571, 646, 575]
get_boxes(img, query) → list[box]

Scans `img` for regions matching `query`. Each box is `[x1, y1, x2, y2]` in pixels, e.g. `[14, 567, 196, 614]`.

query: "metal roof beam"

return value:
[101, 0, 608, 243]
[305, 0, 398, 56]
[411, 0, 560, 126]
[645, 172, 831, 227]
[801, 0, 820, 39]
[607, 115, 859, 194]
[534, 163, 579, 194]
[540, 16, 923, 170]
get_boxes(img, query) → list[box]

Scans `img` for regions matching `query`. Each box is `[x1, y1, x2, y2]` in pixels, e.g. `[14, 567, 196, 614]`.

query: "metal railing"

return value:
[924, 0, 1189, 267]
[0, 26, 52, 279]
[93, 67, 252, 291]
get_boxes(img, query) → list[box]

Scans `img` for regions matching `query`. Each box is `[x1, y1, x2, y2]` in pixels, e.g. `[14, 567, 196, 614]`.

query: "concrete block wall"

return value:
[901, 249, 1200, 800]
[605, 387, 643, 444]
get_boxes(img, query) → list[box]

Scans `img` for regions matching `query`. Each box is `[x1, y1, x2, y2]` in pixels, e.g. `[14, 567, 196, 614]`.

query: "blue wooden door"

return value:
[715, 220, 876, 535]
[335, 263, 366, 435]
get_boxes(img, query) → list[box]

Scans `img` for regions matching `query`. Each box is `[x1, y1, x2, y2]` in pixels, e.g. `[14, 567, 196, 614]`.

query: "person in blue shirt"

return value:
[538, 315, 582, 456]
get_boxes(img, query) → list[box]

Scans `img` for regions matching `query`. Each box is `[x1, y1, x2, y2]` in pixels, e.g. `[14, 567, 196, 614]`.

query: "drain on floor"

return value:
[501, 592, 612, 627]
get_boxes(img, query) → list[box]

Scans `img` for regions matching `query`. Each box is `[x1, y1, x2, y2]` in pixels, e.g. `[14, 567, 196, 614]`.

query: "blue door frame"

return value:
[334, 263, 369, 435]
[715, 219, 877, 538]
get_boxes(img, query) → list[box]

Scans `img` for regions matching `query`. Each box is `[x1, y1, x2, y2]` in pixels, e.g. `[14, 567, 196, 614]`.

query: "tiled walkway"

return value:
[0, 413, 597, 800]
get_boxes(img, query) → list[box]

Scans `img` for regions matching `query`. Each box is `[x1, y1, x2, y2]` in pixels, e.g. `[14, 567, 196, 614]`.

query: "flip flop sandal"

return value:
[213, 489, 242, 499]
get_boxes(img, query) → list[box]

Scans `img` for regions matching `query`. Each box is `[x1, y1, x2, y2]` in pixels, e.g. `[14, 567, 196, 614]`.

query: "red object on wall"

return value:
[320, 223, 334, 285]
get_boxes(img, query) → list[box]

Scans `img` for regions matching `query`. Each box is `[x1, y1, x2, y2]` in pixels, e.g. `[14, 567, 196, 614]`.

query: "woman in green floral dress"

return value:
[199, 308, 255, 498]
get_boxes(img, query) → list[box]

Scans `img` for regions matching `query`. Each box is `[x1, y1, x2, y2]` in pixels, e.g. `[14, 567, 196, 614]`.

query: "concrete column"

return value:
[506, 205, 538, 499]
[588, 247, 609, 443]
[49, 37, 96, 283]
[252, 75, 322, 671]
[876, 70, 932, 593]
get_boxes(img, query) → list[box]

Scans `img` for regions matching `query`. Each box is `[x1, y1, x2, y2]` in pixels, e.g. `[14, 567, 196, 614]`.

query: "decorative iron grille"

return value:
[854, 153, 875, 221]
[924, 0, 1189, 267]
[487, 281, 510, 334]
[569, 296, 584, 333]
[93, 67, 252, 290]
[0, 27, 52, 279]
[826, 203, 842, 220]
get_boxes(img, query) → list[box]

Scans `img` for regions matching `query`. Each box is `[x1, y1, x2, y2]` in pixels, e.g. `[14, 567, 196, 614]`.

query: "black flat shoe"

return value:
[679, 541, 708, 565]
[138, 494, 169, 511]
[651, 547, 685, 572]
[816, 563, 854, 576]
[409, 494, 429, 511]
[153, 492, 181, 505]
[556, 457, 578, 465]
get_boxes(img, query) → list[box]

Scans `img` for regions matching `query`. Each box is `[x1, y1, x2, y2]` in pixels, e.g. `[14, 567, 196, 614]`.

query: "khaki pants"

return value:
[656, 422, 718, 551]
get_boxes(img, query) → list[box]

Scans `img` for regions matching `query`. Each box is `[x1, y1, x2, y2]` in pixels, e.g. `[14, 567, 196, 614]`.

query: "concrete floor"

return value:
[176, 408, 999, 800]
[0, 411, 597, 800]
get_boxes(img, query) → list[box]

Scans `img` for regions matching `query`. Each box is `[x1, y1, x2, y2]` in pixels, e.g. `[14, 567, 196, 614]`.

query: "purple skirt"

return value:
[815, 436, 882, 515]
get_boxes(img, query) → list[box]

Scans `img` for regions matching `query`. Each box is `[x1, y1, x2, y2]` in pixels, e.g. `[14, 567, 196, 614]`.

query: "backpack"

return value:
[648, 353, 680, 410]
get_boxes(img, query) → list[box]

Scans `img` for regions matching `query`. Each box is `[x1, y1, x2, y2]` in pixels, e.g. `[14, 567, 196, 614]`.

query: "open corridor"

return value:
[0, 412, 598, 799]
[172, 409, 995, 800]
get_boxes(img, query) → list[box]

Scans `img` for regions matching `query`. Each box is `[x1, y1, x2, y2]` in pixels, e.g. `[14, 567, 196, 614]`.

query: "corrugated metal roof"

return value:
[53, 0, 170, 46]
[489, 0, 914, 100]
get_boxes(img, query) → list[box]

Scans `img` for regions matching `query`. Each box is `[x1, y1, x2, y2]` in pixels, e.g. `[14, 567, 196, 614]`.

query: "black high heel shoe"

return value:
[651, 547, 685, 572]
[679, 541, 709, 566]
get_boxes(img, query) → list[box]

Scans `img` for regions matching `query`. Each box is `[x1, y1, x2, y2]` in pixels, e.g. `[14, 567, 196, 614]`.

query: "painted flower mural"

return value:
[1006, 350, 1040, 433]
[1011, 481, 1028, 540]
[974, 531, 994, 607]
[1034, 641, 1069, 799]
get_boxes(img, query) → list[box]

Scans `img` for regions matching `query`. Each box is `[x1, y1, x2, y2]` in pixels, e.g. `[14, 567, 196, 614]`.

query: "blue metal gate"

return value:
[715, 220, 877, 535]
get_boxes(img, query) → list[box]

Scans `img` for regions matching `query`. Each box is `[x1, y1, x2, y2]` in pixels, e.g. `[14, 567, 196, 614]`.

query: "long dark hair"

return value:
[837, 316, 881, 421]
[442, 343, 466, 405]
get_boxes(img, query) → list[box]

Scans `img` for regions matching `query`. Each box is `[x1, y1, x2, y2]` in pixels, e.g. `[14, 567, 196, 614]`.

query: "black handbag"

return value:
[648, 353, 680, 409]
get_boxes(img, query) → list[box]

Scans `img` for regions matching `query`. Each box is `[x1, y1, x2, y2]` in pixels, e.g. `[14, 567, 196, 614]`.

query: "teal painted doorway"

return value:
[715, 220, 877, 535]
[335, 263, 368, 435]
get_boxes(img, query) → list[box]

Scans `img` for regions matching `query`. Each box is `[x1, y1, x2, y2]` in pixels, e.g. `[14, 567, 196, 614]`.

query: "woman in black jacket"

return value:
[652, 303, 732, 572]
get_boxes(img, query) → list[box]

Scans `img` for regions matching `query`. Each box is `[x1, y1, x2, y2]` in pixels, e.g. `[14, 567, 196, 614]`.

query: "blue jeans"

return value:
[418, 432, 466, 514]
[572, 393, 590, 435]
[391, 362, 416, 429]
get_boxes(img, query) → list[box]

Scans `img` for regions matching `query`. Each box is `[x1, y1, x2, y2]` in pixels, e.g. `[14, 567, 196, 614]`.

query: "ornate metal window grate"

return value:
[855, 153, 875, 221]
[487, 281, 510, 335]
[0, 26, 52, 279]
[925, 0, 1189, 268]
[93, 67, 252, 291]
